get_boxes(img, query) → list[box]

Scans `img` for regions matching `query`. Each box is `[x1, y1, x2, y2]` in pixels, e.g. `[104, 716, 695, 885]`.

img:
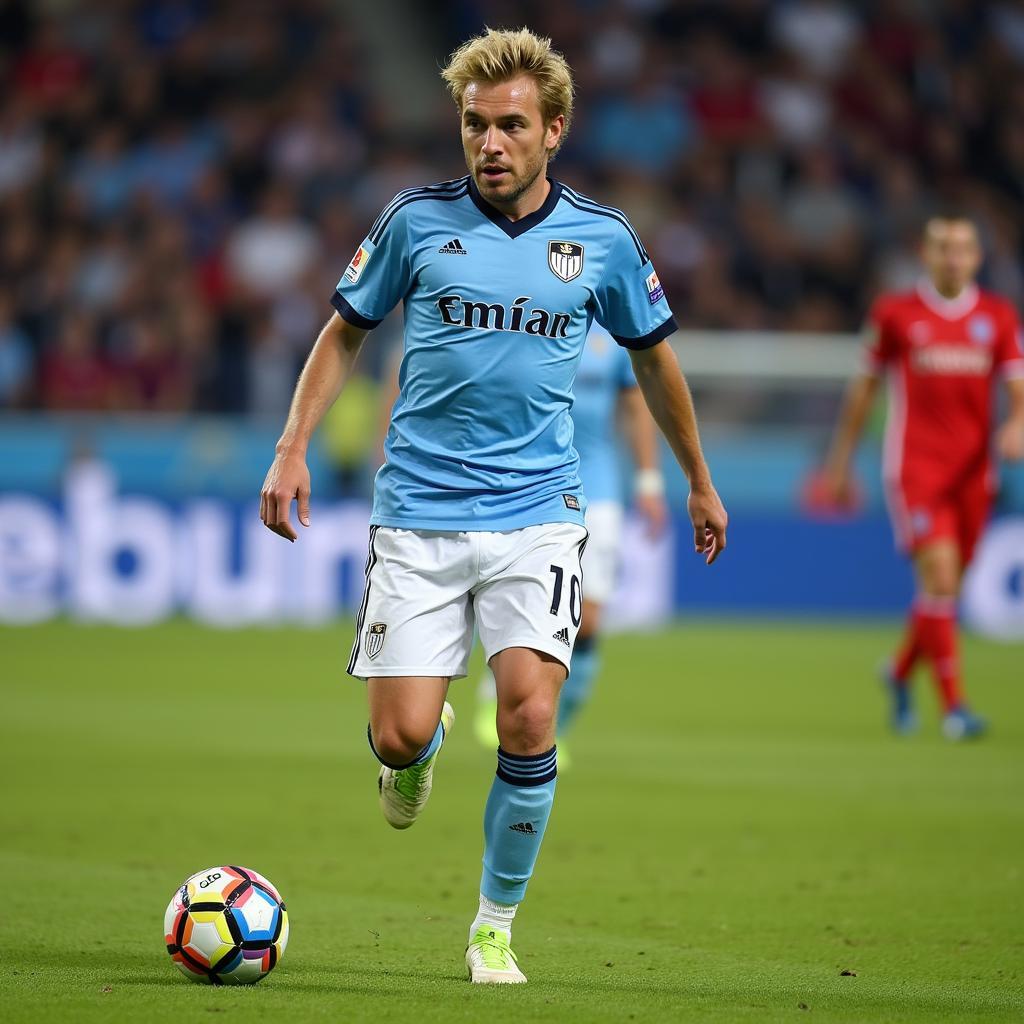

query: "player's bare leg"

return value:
[367, 677, 454, 828]
[466, 647, 564, 984]
[475, 599, 602, 766]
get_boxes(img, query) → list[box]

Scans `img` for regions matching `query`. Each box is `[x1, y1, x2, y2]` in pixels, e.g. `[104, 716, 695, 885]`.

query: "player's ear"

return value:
[545, 114, 564, 153]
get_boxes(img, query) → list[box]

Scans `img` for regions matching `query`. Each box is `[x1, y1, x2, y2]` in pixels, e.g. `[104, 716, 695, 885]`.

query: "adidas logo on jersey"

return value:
[438, 237, 468, 255]
[509, 821, 537, 835]
[552, 627, 570, 647]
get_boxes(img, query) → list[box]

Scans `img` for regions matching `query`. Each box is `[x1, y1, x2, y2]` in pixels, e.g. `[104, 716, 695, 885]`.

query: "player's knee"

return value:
[920, 561, 959, 599]
[370, 721, 435, 767]
[497, 694, 557, 753]
[931, 575, 959, 599]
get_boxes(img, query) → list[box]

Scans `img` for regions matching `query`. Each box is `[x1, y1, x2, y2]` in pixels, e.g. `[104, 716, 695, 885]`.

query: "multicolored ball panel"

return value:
[163, 865, 287, 985]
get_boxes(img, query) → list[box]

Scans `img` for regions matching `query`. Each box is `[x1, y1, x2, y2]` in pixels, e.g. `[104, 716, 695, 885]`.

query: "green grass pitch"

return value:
[2, 619, 1022, 1023]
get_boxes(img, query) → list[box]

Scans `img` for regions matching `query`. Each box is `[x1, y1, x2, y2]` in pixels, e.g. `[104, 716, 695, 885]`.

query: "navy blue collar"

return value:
[468, 175, 562, 239]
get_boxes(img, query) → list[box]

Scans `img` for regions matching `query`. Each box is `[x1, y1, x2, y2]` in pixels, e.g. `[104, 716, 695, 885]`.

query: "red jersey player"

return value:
[825, 215, 1024, 739]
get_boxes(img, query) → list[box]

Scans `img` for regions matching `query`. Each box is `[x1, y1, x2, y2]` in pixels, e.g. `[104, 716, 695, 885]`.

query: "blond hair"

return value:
[441, 27, 575, 154]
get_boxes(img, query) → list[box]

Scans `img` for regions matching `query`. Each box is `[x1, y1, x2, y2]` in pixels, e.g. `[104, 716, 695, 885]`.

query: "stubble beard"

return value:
[471, 146, 548, 210]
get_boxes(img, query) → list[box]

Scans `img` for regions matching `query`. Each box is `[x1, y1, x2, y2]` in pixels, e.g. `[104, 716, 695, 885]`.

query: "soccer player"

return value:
[824, 214, 1024, 739]
[474, 323, 668, 761]
[260, 28, 727, 983]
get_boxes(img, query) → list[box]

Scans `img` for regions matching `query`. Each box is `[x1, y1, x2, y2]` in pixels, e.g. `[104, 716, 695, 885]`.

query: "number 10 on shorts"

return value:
[549, 564, 582, 626]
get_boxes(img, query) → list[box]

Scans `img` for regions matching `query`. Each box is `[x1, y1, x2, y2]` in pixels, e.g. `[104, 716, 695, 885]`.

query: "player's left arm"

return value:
[996, 377, 1024, 461]
[995, 309, 1024, 461]
[617, 386, 668, 536]
[629, 341, 727, 564]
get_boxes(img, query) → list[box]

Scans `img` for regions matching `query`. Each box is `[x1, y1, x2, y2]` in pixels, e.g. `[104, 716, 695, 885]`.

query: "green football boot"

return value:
[377, 702, 455, 829]
[465, 926, 527, 984]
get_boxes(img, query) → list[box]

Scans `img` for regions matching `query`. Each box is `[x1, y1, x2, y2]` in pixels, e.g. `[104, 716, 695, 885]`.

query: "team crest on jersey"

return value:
[968, 313, 995, 345]
[548, 240, 584, 282]
[365, 622, 387, 660]
[345, 246, 370, 283]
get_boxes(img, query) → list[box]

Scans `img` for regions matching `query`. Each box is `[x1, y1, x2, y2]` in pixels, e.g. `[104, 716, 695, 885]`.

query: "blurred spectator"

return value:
[689, 35, 765, 148]
[132, 118, 219, 208]
[13, 16, 89, 110]
[110, 315, 193, 412]
[245, 310, 299, 418]
[0, 98, 43, 199]
[783, 149, 863, 260]
[225, 182, 320, 298]
[0, 0, 1023, 420]
[39, 314, 112, 412]
[0, 290, 33, 408]
[771, 0, 861, 79]
[69, 125, 137, 217]
[588, 72, 696, 174]
[759, 53, 831, 146]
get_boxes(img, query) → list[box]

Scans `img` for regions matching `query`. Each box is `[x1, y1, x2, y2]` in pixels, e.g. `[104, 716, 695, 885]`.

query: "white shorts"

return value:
[348, 523, 589, 680]
[580, 501, 624, 605]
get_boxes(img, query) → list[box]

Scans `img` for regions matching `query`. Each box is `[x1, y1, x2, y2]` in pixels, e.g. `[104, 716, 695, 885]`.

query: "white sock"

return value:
[470, 893, 517, 940]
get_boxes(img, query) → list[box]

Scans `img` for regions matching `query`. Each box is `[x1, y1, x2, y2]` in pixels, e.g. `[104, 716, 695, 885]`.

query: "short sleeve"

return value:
[995, 303, 1024, 379]
[592, 225, 677, 350]
[331, 200, 412, 329]
[860, 298, 897, 375]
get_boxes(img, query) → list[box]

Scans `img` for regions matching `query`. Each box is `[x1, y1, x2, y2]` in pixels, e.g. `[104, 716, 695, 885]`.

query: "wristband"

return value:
[634, 469, 665, 497]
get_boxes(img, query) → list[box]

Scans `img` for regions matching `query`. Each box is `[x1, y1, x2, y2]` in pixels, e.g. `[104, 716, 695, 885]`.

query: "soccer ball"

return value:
[164, 865, 289, 984]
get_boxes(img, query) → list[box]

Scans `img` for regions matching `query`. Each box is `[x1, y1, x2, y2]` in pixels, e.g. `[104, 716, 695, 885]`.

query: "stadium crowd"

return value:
[3, 0, 1024, 414]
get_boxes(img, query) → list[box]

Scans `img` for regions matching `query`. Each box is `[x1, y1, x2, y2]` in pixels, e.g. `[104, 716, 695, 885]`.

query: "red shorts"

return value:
[884, 469, 992, 564]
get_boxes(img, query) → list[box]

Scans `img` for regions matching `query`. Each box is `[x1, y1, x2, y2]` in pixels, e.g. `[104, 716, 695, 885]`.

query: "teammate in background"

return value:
[824, 215, 1024, 739]
[260, 28, 727, 983]
[474, 324, 668, 761]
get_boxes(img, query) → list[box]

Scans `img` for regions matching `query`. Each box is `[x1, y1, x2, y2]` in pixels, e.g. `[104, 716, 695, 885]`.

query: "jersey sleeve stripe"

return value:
[332, 291, 382, 330]
[369, 183, 470, 245]
[560, 187, 649, 263]
[612, 315, 677, 350]
[367, 177, 470, 242]
[1000, 357, 1024, 378]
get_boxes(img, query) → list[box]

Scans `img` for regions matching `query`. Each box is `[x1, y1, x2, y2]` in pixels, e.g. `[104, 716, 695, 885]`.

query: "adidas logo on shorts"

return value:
[438, 237, 468, 255]
[552, 626, 570, 647]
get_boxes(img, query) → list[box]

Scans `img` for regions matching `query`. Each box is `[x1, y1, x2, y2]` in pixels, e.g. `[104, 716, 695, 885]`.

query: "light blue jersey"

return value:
[332, 175, 675, 530]
[572, 326, 637, 504]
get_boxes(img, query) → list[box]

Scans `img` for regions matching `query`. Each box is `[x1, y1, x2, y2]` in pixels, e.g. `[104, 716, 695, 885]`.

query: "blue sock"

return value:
[558, 636, 599, 735]
[480, 747, 557, 904]
[366, 719, 445, 769]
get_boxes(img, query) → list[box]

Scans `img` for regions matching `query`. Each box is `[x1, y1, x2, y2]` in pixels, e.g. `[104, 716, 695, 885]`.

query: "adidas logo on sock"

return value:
[508, 821, 537, 835]
[552, 626, 570, 647]
[438, 237, 468, 255]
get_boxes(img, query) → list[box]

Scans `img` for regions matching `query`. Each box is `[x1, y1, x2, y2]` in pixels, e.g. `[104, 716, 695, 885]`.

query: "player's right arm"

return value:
[994, 304, 1024, 462]
[822, 374, 882, 505]
[261, 314, 368, 541]
[822, 301, 891, 505]
[261, 195, 414, 540]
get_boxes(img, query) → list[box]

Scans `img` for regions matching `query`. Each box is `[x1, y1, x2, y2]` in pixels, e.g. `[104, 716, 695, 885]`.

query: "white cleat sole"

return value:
[466, 955, 527, 984]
